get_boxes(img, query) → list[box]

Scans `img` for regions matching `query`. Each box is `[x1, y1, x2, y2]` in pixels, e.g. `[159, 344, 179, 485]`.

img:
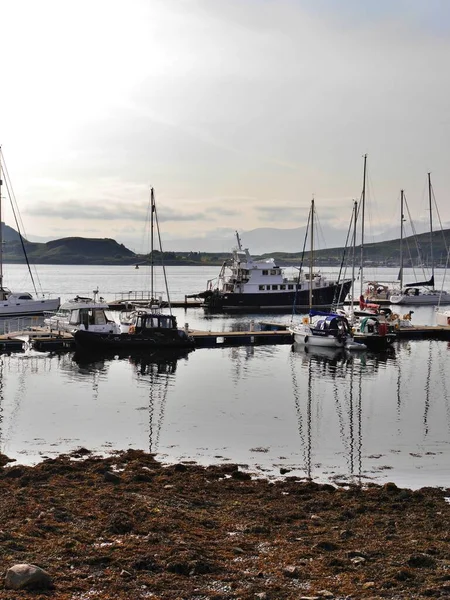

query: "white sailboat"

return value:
[390, 173, 450, 306]
[289, 199, 352, 348]
[0, 148, 60, 317]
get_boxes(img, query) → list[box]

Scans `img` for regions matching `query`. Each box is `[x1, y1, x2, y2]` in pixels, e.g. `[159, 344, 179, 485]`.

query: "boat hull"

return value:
[0, 298, 60, 317]
[289, 324, 347, 348]
[390, 291, 450, 305]
[352, 332, 396, 351]
[74, 329, 195, 351]
[203, 280, 352, 312]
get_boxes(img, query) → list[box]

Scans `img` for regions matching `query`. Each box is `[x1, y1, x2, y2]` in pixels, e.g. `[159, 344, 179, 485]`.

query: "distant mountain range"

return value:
[2, 221, 449, 267]
[143, 222, 433, 255]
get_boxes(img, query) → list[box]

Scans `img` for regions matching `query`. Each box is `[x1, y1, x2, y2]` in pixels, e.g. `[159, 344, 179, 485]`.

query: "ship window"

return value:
[272, 285, 278, 290]
[69, 309, 80, 325]
[288, 285, 294, 290]
[259, 285, 265, 291]
[280, 284, 286, 290]
[93, 310, 107, 325]
[262, 270, 269, 276]
[270, 270, 277, 275]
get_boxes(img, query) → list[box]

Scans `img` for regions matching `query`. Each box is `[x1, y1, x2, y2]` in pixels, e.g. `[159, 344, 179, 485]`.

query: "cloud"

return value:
[3, 0, 450, 249]
[25, 200, 211, 223]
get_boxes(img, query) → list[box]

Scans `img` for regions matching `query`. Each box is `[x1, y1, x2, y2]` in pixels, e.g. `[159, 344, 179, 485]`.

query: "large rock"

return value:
[5, 563, 52, 590]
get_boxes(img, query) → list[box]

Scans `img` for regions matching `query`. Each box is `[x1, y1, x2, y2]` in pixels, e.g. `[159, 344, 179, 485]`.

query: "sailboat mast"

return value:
[399, 190, 404, 289]
[150, 187, 154, 302]
[428, 172, 434, 285]
[309, 198, 314, 315]
[360, 154, 367, 297]
[350, 200, 357, 313]
[0, 148, 3, 293]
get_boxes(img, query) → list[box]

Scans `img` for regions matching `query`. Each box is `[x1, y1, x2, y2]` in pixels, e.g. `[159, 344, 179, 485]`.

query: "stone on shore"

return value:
[5, 563, 52, 590]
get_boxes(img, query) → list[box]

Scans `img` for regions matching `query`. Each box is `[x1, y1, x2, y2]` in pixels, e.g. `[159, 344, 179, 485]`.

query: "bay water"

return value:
[0, 263, 449, 490]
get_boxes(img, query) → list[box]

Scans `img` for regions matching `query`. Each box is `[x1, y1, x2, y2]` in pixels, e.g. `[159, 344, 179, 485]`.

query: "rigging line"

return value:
[430, 182, 449, 256]
[291, 208, 311, 321]
[0, 152, 42, 295]
[404, 195, 427, 280]
[331, 202, 355, 309]
[1, 176, 40, 296]
[153, 190, 172, 314]
[0, 151, 29, 237]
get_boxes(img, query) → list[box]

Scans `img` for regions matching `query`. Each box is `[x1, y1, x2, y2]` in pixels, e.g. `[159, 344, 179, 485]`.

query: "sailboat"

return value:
[390, 173, 450, 305]
[289, 199, 353, 348]
[338, 156, 396, 351]
[0, 148, 60, 317]
[74, 188, 195, 352]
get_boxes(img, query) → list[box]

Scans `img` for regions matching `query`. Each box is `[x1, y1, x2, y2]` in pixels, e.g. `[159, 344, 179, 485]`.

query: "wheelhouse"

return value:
[132, 312, 178, 333]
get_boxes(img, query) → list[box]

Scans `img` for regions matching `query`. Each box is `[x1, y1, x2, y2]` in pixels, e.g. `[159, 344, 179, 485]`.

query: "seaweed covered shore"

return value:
[0, 449, 449, 599]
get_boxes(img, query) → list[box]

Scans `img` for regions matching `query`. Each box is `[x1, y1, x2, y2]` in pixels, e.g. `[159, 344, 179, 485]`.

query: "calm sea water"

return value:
[0, 263, 449, 490]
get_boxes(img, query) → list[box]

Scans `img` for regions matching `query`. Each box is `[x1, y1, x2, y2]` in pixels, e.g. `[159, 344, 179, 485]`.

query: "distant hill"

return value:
[1, 225, 449, 268]
[1, 222, 23, 243]
[3, 237, 137, 265]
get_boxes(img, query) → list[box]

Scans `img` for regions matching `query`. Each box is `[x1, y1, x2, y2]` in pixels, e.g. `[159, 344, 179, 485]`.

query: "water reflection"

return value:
[289, 343, 396, 485]
[72, 349, 192, 453]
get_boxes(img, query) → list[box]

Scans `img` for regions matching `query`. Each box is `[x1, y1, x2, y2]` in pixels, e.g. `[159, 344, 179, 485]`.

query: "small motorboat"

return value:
[44, 292, 120, 334]
[73, 310, 195, 352]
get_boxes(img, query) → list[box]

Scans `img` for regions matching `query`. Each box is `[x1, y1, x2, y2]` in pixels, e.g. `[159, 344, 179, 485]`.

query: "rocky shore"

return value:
[0, 448, 449, 599]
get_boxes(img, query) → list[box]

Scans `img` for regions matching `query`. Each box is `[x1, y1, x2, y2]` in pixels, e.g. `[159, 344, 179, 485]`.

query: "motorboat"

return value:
[192, 231, 352, 312]
[73, 309, 195, 352]
[290, 311, 353, 348]
[44, 293, 120, 334]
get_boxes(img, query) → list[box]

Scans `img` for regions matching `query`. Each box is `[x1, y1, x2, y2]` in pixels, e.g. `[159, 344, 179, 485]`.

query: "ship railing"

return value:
[1, 315, 44, 335]
[114, 290, 165, 303]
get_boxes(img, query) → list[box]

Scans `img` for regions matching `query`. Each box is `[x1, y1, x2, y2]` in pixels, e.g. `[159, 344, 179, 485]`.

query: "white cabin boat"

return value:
[44, 294, 120, 334]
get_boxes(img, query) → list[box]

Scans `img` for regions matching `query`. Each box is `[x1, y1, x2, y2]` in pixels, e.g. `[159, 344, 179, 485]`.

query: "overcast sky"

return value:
[1, 0, 450, 252]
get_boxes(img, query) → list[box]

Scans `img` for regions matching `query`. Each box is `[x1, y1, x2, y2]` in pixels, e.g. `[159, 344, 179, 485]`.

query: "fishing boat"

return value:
[390, 175, 450, 305]
[194, 231, 352, 313]
[0, 148, 60, 316]
[289, 199, 356, 348]
[44, 291, 120, 334]
[73, 189, 194, 353]
[74, 309, 194, 351]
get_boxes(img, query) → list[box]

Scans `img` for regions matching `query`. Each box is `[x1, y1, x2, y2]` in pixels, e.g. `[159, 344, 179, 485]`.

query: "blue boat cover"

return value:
[309, 310, 342, 318]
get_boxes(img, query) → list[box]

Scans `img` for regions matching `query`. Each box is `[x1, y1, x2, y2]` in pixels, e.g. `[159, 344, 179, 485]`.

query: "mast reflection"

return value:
[290, 344, 397, 485]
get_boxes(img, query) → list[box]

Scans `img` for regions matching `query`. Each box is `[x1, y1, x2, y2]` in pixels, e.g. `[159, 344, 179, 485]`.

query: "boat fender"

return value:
[447, 317, 450, 326]
[129, 325, 135, 334]
[304, 335, 309, 343]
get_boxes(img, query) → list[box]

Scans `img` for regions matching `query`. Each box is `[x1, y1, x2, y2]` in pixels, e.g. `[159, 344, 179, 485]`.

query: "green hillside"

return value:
[0, 227, 449, 267]
[3, 237, 137, 265]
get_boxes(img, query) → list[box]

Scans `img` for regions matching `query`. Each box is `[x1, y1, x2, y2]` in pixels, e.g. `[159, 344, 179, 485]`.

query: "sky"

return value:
[1, 0, 450, 253]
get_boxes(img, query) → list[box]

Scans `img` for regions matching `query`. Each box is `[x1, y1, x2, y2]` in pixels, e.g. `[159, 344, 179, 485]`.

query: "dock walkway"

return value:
[3, 323, 450, 354]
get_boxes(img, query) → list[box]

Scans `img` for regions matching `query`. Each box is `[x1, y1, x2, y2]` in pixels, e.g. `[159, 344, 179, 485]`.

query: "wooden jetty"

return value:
[189, 329, 292, 348]
[396, 325, 450, 340]
[3, 322, 450, 354]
